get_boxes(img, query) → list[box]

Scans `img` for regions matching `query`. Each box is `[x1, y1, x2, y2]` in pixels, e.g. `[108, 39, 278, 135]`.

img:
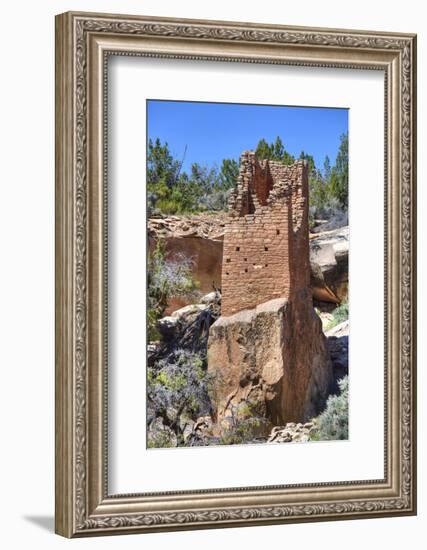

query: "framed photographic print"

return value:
[55, 11, 417, 537]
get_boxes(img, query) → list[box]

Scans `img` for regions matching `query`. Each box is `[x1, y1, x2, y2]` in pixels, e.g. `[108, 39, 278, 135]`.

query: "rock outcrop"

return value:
[148, 213, 228, 241]
[208, 291, 332, 429]
[148, 214, 226, 312]
[310, 226, 349, 304]
[148, 292, 221, 368]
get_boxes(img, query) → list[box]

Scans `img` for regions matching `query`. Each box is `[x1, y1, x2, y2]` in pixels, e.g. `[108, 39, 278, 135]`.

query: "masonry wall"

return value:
[288, 161, 310, 292]
[221, 152, 309, 317]
[221, 202, 292, 316]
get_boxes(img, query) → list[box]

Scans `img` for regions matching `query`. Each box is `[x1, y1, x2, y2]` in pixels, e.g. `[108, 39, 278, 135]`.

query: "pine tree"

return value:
[273, 136, 285, 159]
[323, 155, 331, 182]
[147, 138, 180, 189]
[219, 158, 239, 190]
[334, 133, 349, 208]
[255, 138, 272, 160]
[255, 136, 295, 164]
[299, 150, 315, 173]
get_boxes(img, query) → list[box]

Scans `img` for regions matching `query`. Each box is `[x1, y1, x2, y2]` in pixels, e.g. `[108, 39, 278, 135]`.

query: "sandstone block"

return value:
[207, 290, 333, 430]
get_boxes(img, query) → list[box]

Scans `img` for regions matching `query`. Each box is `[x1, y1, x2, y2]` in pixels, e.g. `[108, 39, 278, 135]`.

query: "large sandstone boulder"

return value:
[207, 289, 333, 430]
[154, 296, 221, 360]
[310, 226, 349, 304]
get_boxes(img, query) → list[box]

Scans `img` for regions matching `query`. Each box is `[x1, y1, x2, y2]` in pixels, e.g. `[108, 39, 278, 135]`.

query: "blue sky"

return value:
[147, 100, 348, 173]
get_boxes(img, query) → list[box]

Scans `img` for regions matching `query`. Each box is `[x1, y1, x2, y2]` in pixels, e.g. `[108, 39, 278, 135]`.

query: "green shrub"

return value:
[147, 429, 176, 449]
[334, 302, 349, 324]
[219, 401, 268, 445]
[147, 138, 239, 214]
[147, 134, 348, 216]
[147, 241, 199, 341]
[314, 376, 349, 441]
[325, 301, 349, 331]
[147, 349, 213, 446]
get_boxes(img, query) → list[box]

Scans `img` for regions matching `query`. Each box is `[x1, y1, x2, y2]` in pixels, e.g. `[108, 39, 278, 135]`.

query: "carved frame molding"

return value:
[55, 11, 416, 537]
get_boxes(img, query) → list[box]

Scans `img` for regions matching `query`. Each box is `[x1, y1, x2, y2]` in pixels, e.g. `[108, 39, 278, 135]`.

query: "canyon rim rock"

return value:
[207, 151, 333, 431]
[148, 214, 348, 314]
[148, 214, 226, 313]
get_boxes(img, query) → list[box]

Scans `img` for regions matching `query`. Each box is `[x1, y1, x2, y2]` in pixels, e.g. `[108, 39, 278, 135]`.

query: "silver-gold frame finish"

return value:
[55, 11, 417, 538]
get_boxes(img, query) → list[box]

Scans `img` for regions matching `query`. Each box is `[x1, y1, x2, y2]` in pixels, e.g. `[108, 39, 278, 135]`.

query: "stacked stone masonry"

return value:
[222, 151, 309, 316]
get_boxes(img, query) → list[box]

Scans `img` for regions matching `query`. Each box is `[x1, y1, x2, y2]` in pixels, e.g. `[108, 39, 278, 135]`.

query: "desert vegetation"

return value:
[147, 138, 239, 215]
[147, 134, 348, 222]
[147, 349, 212, 447]
[324, 301, 349, 331]
[310, 376, 349, 441]
[147, 241, 199, 340]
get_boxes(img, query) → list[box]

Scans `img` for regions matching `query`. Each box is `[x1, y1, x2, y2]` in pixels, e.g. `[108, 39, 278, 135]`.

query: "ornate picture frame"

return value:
[55, 11, 417, 537]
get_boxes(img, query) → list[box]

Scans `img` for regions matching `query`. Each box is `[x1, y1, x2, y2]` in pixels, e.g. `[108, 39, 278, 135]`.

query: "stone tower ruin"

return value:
[221, 151, 309, 316]
[208, 151, 332, 431]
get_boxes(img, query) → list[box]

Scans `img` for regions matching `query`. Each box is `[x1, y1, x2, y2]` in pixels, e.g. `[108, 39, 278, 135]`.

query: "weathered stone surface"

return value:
[156, 303, 209, 340]
[200, 291, 218, 304]
[148, 214, 226, 313]
[268, 421, 318, 443]
[152, 296, 221, 365]
[325, 319, 349, 338]
[156, 315, 180, 340]
[170, 303, 208, 319]
[207, 291, 333, 428]
[310, 226, 349, 304]
[148, 213, 227, 241]
[181, 416, 221, 447]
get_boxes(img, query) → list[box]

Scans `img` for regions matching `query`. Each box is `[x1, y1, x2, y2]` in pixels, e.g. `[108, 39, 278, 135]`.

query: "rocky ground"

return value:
[267, 421, 318, 443]
[264, 319, 348, 444]
[147, 290, 349, 447]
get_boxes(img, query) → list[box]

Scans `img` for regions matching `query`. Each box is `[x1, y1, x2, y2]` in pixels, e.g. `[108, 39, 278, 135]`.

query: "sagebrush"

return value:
[147, 240, 199, 340]
[314, 376, 349, 441]
[147, 349, 213, 446]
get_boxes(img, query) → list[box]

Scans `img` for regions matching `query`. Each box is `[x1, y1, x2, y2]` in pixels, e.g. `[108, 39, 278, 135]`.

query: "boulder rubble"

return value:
[267, 421, 317, 443]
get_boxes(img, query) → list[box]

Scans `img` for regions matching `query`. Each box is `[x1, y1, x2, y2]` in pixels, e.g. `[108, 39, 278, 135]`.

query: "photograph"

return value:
[146, 100, 349, 448]
[53, 9, 416, 537]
